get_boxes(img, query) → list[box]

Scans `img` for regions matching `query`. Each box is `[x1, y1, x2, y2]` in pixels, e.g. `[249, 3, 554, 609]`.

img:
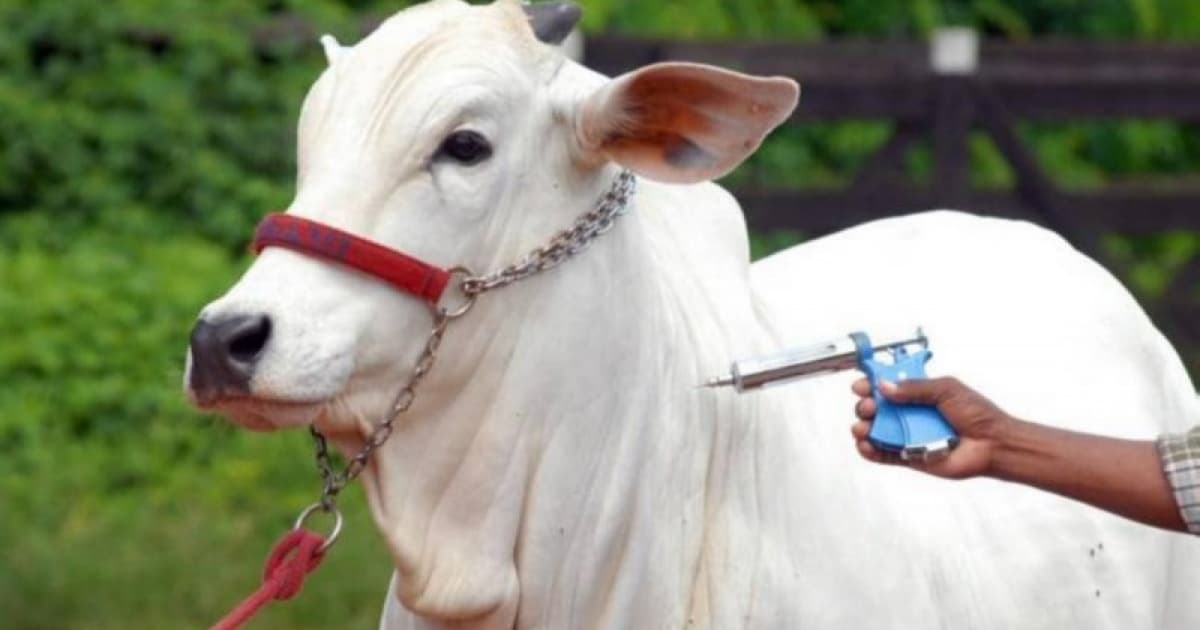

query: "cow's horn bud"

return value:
[523, 1, 582, 45]
[320, 34, 345, 65]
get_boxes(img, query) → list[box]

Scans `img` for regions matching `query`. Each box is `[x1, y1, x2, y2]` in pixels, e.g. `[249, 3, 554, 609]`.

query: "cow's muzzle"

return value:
[188, 313, 272, 404]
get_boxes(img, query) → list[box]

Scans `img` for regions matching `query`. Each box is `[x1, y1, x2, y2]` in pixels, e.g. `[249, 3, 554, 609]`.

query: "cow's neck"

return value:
[354, 168, 792, 628]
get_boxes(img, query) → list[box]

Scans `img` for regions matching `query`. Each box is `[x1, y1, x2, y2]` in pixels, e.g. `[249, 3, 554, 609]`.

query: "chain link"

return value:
[305, 170, 637, 526]
[310, 309, 449, 511]
[461, 170, 637, 296]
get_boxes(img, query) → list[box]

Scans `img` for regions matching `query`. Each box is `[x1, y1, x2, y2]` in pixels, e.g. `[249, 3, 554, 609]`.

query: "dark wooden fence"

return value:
[586, 36, 1200, 370]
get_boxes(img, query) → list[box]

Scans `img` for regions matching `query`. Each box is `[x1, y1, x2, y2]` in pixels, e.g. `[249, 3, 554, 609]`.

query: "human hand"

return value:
[850, 377, 1014, 479]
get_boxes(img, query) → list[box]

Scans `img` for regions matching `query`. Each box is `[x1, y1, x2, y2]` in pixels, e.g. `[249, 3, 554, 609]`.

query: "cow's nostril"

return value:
[228, 315, 272, 363]
[188, 313, 272, 400]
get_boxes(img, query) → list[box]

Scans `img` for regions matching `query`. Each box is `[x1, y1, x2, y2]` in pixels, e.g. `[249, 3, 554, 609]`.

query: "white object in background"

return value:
[931, 27, 980, 75]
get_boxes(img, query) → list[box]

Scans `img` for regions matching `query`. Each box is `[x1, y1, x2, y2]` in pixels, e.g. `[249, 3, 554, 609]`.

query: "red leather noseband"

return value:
[252, 213, 451, 303]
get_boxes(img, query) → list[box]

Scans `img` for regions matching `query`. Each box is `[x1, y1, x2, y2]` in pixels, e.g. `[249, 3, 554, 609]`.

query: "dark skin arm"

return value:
[851, 377, 1187, 533]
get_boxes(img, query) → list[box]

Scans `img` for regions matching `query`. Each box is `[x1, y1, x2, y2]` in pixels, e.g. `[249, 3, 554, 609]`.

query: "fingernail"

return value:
[879, 380, 897, 394]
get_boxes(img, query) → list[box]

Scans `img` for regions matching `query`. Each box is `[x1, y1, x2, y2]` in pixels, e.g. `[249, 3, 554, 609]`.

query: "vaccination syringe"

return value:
[703, 328, 959, 461]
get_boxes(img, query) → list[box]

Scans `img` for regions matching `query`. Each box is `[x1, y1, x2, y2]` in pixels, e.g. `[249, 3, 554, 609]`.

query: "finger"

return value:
[855, 398, 876, 420]
[856, 439, 882, 462]
[851, 420, 870, 440]
[857, 440, 903, 466]
[878, 377, 960, 405]
[850, 378, 872, 397]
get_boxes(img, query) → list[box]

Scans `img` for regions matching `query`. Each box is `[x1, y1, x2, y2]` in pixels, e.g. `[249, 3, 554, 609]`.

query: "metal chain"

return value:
[299, 170, 637, 546]
[461, 169, 637, 296]
[309, 308, 449, 512]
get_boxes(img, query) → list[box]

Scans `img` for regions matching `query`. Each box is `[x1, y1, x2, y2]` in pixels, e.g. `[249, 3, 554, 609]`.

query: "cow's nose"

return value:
[188, 314, 272, 402]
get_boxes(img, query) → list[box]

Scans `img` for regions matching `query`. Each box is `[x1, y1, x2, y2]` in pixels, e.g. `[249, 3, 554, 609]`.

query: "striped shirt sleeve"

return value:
[1157, 425, 1200, 535]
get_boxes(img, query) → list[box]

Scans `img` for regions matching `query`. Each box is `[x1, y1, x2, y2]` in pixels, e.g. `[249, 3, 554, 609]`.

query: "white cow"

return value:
[185, 1, 1200, 628]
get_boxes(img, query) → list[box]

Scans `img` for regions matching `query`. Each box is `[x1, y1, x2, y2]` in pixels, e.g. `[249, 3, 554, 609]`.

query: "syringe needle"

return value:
[701, 376, 735, 389]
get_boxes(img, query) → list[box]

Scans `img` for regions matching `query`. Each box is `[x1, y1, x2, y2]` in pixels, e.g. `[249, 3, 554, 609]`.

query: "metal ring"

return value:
[293, 502, 344, 553]
[437, 266, 478, 320]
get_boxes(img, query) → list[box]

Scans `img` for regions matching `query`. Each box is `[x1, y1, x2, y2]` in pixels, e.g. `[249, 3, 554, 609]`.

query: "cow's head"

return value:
[184, 0, 798, 433]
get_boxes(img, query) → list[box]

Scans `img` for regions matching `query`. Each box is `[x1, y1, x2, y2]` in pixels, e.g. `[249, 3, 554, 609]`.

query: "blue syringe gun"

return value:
[704, 328, 959, 462]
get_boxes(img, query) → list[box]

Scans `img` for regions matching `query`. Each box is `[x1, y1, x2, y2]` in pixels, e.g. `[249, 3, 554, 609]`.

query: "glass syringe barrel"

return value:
[712, 329, 927, 393]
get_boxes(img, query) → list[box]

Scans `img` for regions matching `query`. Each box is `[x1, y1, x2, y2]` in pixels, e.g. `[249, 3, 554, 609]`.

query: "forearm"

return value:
[988, 418, 1186, 532]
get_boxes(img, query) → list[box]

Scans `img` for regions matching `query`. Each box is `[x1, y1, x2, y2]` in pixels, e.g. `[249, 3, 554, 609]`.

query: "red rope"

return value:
[210, 529, 327, 630]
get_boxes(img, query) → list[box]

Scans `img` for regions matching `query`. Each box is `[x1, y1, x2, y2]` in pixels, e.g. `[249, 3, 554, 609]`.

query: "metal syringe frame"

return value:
[709, 329, 928, 393]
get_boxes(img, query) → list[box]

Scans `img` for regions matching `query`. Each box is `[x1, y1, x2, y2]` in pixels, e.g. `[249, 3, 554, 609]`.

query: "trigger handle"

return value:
[850, 333, 959, 461]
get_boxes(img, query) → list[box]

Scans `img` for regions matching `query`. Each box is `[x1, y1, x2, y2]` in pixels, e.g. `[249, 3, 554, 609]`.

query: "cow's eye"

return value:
[437, 130, 492, 166]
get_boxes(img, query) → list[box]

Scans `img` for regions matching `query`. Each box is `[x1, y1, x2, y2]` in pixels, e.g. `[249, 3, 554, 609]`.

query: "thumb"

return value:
[878, 377, 958, 406]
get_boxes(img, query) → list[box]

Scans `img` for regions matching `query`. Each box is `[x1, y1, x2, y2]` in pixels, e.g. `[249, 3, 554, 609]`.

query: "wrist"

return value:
[980, 413, 1022, 479]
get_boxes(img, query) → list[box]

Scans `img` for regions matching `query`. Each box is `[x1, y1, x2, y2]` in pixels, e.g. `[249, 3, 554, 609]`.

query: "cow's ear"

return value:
[576, 62, 799, 184]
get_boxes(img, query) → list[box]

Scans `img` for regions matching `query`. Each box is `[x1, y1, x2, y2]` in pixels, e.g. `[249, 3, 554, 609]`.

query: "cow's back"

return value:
[747, 210, 1200, 629]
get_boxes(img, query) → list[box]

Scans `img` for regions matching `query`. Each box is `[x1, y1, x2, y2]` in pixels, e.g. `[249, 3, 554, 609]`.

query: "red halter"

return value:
[252, 213, 451, 303]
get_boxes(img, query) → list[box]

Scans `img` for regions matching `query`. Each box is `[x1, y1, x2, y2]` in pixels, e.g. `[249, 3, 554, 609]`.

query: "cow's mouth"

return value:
[193, 393, 327, 431]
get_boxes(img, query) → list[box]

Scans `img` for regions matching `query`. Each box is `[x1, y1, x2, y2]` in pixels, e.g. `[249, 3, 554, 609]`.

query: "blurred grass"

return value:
[0, 212, 391, 628]
[0, 431, 389, 630]
[2, 0, 1198, 628]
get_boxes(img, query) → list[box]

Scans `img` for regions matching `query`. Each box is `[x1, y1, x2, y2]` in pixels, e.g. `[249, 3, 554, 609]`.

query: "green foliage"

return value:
[0, 0, 365, 247]
[0, 210, 390, 629]
[750, 229, 807, 260]
[581, 0, 823, 39]
[577, 0, 1200, 40]
[1106, 231, 1200, 298]
[2, 1, 1198, 628]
